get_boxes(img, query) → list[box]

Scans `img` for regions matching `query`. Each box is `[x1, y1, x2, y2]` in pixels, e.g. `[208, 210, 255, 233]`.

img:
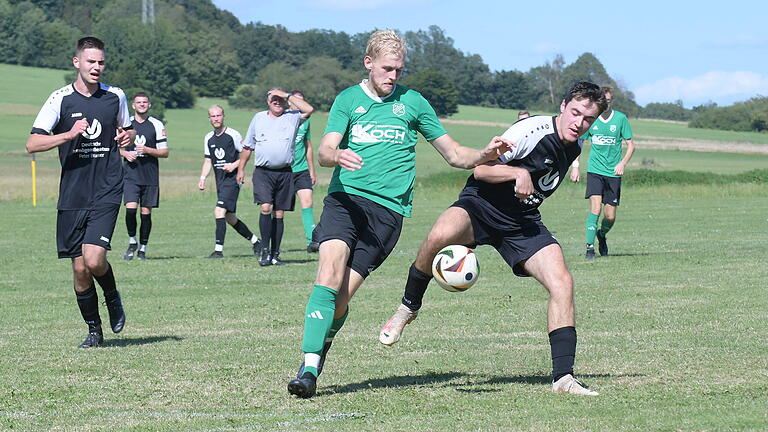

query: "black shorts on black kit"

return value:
[56, 205, 120, 258]
[452, 196, 558, 277]
[292, 169, 313, 191]
[216, 183, 240, 213]
[252, 166, 294, 211]
[123, 182, 159, 208]
[585, 172, 621, 206]
[314, 192, 403, 278]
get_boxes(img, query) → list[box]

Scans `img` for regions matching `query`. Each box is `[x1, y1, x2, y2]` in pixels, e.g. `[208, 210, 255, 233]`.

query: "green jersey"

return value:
[583, 109, 633, 177]
[291, 119, 311, 172]
[324, 81, 447, 217]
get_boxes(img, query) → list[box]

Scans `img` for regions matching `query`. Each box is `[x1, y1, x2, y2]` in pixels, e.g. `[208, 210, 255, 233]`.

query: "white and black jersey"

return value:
[459, 116, 582, 229]
[204, 127, 243, 188]
[31, 83, 132, 210]
[124, 116, 167, 186]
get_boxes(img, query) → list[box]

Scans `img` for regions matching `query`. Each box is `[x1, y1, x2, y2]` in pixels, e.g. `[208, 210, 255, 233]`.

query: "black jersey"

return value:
[204, 127, 243, 188]
[123, 116, 167, 185]
[31, 83, 132, 210]
[460, 115, 581, 227]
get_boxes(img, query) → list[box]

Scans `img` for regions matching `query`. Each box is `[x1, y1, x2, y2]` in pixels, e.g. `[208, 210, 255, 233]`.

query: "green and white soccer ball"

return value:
[431, 245, 479, 292]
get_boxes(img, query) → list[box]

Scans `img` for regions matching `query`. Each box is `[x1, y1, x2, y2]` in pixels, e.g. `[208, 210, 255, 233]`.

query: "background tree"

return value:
[400, 69, 459, 117]
[489, 70, 537, 110]
[640, 101, 693, 121]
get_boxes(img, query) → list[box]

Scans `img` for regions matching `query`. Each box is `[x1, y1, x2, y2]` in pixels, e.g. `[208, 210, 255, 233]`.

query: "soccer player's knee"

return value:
[546, 271, 573, 299]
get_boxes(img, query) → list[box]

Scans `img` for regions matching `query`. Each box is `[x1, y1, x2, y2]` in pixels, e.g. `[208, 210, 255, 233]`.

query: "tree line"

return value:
[2, 0, 765, 132]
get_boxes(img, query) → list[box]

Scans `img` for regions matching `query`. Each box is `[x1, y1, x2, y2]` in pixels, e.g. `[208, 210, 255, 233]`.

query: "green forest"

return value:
[2, 0, 766, 131]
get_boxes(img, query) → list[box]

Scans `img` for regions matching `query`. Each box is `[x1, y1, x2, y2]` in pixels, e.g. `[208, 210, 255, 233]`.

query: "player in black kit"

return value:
[120, 92, 169, 260]
[379, 82, 608, 395]
[26, 37, 133, 348]
[198, 105, 261, 258]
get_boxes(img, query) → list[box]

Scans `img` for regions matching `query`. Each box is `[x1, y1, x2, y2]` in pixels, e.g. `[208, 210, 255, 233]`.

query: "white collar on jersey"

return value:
[359, 79, 396, 103]
[599, 109, 615, 123]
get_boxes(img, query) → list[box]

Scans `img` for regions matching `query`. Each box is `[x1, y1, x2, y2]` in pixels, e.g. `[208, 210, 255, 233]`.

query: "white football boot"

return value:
[379, 304, 418, 346]
[552, 374, 599, 396]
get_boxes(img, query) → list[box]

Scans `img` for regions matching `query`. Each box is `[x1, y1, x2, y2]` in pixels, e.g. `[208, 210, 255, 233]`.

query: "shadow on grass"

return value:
[105, 335, 184, 347]
[452, 372, 645, 393]
[322, 372, 643, 395]
[322, 372, 466, 395]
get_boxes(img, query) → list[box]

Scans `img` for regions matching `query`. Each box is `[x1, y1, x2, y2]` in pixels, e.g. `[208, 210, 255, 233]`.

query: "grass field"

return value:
[1, 64, 768, 431]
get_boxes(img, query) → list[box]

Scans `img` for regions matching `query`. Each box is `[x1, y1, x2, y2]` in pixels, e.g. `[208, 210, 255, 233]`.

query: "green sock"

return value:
[600, 218, 615, 236]
[327, 306, 349, 344]
[586, 213, 599, 245]
[301, 207, 316, 244]
[301, 285, 337, 374]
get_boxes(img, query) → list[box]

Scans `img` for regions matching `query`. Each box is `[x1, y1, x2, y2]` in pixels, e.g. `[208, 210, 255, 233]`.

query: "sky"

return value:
[211, 0, 768, 108]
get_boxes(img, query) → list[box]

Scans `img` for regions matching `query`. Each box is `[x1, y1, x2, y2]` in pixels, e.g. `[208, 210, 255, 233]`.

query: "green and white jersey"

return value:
[291, 118, 311, 172]
[582, 109, 633, 177]
[324, 80, 447, 217]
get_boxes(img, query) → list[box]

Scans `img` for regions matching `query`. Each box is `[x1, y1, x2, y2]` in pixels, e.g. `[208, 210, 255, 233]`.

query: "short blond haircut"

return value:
[365, 30, 407, 60]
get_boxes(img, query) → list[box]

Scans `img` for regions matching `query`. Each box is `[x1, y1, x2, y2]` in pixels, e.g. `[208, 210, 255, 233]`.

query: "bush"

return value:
[689, 97, 768, 132]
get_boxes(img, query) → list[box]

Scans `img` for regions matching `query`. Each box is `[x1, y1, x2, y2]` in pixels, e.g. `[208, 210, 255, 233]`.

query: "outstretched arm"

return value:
[430, 134, 514, 169]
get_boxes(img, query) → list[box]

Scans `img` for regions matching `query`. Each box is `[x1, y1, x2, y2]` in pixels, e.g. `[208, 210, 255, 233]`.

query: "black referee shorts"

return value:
[252, 166, 294, 211]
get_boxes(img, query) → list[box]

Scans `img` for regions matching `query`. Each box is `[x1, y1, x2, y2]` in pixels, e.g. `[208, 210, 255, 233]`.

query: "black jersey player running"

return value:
[198, 105, 261, 258]
[26, 37, 134, 348]
[379, 82, 607, 395]
[120, 92, 169, 261]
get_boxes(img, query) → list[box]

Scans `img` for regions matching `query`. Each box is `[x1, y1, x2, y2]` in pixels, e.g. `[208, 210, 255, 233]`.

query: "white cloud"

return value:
[634, 71, 768, 107]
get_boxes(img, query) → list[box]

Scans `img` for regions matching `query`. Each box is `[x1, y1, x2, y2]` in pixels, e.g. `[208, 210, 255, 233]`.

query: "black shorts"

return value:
[453, 197, 558, 277]
[315, 192, 403, 278]
[123, 182, 159, 208]
[56, 205, 120, 259]
[252, 166, 294, 211]
[216, 183, 240, 213]
[585, 172, 621, 206]
[292, 169, 313, 191]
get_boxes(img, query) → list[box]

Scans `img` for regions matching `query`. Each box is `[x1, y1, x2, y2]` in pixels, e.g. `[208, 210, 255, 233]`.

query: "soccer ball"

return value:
[431, 245, 479, 292]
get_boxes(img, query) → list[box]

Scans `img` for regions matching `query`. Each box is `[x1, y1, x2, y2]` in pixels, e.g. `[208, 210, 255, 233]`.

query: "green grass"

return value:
[2, 63, 768, 430]
[1, 182, 767, 431]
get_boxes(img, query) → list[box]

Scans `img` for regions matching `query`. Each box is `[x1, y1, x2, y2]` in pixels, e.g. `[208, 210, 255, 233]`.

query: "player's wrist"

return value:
[200, 175, 206, 180]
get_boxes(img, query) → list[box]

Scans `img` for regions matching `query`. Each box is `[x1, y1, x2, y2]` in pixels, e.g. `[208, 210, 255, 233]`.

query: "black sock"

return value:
[215, 217, 226, 246]
[402, 262, 432, 311]
[549, 326, 577, 381]
[93, 263, 118, 302]
[75, 284, 101, 331]
[232, 219, 254, 240]
[271, 217, 284, 254]
[259, 213, 272, 251]
[139, 213, 152, 245]
[125, 208, 137, 238]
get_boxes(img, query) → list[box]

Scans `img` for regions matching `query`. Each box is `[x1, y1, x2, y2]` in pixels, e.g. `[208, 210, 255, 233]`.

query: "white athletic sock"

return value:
[304, 353, 321, 369]
[129, 237, 138, 245]
[214, 244, 224, 252]
[139, 244, 147, 252]
[251, 235, 259, 244]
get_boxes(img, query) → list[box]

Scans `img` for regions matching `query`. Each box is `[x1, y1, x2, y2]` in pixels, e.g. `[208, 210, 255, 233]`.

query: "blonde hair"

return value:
[365, 30, 407, 60]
